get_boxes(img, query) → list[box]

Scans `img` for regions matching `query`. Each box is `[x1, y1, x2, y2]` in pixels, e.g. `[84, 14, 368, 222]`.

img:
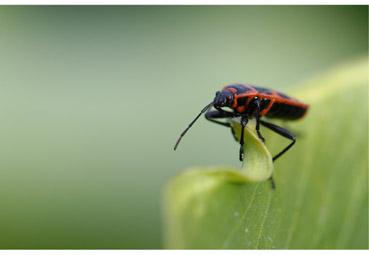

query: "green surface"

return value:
[0, 6, 367, 248]
[164, 59, 368, 249]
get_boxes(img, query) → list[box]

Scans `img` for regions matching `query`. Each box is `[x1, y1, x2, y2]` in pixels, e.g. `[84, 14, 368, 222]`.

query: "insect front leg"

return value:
[205, 109, 241, 141]
[239, 116, 249, 162]
[204, 108, 234, 128]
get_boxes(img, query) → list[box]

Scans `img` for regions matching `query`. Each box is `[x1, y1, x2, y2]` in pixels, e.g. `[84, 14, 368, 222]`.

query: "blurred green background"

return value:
[0, 6, 367, 248]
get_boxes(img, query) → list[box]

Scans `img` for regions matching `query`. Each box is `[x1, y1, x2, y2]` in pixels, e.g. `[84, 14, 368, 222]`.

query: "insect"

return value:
[174, 83, 309, 188]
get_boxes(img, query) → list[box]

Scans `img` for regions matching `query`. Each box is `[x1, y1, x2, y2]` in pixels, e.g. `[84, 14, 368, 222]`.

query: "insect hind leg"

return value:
[259, 119, 296, 161]
[260, 120, 296, 190]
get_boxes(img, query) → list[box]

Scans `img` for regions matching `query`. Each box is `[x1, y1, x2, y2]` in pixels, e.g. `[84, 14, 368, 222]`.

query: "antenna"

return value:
[173, 102, 213, 151]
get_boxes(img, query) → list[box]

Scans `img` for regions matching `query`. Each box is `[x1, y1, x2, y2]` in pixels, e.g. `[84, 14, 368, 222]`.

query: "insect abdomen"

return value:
[266, 102, 307, 120]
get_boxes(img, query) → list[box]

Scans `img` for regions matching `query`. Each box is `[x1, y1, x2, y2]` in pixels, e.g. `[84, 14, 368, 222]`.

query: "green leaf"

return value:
[228, 119, 274, 182]
[163, 58, 368, 249]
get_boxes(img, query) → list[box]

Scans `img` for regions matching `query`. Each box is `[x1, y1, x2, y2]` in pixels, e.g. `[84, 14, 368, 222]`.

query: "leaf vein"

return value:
[221, 184, 260, 248]
[255, 191, 273, 249]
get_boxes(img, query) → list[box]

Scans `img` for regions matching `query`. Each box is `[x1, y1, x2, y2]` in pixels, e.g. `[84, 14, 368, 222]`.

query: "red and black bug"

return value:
[174, 83, 309, 187]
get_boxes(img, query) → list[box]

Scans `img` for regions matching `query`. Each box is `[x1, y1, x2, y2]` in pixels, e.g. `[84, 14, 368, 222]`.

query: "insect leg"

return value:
[239, 116, 249, 161]
[259, 120, 296, 161]
[260, 120, 296, 190]
[205, 109, 234, 128]
[252, 99, 265, 143]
